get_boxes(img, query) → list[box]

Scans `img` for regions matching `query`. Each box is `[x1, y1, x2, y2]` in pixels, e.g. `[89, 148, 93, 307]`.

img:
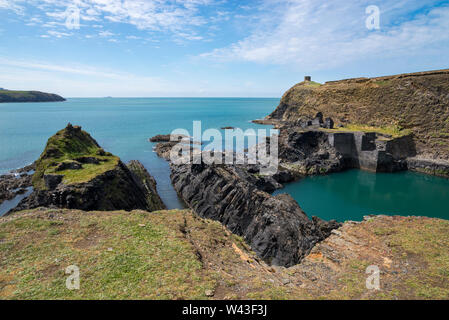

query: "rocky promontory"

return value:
[170, 159, 340, 267]
[265, 70, 449, 160]
[5, 124, 165, 214]
[151, 135, 341, 266]
[0, 90, 65, 103]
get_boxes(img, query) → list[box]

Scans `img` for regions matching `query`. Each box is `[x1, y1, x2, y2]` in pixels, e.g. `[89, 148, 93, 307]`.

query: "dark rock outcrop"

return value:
[0, 171, 33, 206]
[170, 161, 340, 267]
[8, 124, 165, 214]
[407, 157, 449, 178]
[14, 160, 165, 213]
[127, 160, 166, 211]
[149, 134, 190, 143]
[277, 128, 345, 175]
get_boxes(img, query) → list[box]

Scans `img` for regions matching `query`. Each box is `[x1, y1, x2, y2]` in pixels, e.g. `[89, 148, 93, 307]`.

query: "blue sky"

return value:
[0, 0, 448, 97]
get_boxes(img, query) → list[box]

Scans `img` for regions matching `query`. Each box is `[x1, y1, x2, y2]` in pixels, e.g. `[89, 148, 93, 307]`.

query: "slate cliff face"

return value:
[267, 69, 449, 160]
[170, 161, 340, 267]
[11, 124, 165, 213]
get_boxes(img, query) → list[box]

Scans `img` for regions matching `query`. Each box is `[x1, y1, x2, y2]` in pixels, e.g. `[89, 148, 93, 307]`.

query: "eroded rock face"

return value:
[277, 128, 345, 175]
[7, 124, 166, 214]
[127, 160, 166, 211]
[13, 160, 165, 213]
[170, 161, 340, 267]
[407, 157, 449, 178]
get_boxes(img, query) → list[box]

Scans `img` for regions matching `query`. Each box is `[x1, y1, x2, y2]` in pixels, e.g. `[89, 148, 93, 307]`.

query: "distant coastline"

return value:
[0, 89, 65, 103]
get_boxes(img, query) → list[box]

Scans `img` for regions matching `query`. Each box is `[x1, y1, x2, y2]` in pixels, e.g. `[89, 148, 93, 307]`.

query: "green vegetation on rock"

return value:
[32, 124, 119, 190]
[324, 123, 412, 138]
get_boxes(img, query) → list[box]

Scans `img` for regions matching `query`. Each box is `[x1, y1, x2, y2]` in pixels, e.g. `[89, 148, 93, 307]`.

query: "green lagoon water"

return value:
[1, 98, 449, 221]
[274, 170, 449, 222]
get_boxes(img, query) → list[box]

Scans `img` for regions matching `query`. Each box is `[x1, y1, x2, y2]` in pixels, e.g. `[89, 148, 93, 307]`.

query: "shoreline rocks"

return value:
[0, 166, 34, 206]
[407, 157, 449, 178]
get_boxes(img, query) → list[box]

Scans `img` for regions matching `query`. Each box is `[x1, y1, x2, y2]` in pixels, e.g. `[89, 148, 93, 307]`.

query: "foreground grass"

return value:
[0, 209, 215, 299]
[1, 210, 448, 300]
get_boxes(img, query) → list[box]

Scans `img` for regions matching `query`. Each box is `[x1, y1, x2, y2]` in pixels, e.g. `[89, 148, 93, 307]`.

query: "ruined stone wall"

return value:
[328, 132, 414, 172]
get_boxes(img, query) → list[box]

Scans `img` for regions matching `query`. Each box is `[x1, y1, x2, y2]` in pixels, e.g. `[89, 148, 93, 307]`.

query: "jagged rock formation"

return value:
[127, 160, 165, 211]
[267, 69, 449, 160]
[0, 170, 33, 206]
[8, 124, 165, 214]
[0, 90, 65, 103]
[276, 127, 345, 175]
[170, 161, 340, 267]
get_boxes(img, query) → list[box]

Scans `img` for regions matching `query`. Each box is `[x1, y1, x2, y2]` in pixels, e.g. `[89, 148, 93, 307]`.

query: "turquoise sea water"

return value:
[1, 98, 449, 221]
[0, 98, 278, 209]
[273, 170, 449, 222]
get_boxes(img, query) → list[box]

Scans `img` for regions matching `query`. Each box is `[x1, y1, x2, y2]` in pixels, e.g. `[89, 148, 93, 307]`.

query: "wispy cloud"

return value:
[200, 0, 449, 70]
[0, 0, 24, 14]
[0, 56, 171, 96]
[0, 57, 139, 78]
[1, 0, 217, 41]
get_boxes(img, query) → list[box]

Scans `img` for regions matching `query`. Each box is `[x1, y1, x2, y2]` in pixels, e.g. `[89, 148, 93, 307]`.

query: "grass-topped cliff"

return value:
[32, 124, 118, 190]
[13, 124, 165, 213]
[268, 69, 449, 159]
[0, 90, 65, 103]
[1, 209, 448, 299]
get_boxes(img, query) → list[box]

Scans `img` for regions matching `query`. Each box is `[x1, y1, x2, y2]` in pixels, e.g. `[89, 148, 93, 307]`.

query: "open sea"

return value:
[0, 98, 279, 210]
[1, 98, 449, 221]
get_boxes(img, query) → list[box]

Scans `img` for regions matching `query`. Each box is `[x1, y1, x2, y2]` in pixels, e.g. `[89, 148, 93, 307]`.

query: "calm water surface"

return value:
[274, 170, 449, 222]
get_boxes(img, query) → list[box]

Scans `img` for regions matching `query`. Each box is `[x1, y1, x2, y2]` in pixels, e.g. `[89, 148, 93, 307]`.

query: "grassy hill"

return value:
[0, 90, 65, 103]
[268, 69, 449, 159]
[32, 123, 117, 190]
[14, 124, 165, 213]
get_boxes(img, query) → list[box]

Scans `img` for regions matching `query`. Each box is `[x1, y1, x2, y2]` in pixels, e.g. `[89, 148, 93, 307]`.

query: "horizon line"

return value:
[63, 96, 281, 99]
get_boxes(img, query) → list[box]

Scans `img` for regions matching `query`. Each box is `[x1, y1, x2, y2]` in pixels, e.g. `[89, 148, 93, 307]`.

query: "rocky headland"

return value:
[0, 90, 65, 103]
[1, 124, 165, 215]
[260, 69, 449, 176]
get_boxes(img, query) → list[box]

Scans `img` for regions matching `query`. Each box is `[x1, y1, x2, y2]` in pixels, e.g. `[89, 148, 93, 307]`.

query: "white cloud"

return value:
[2, 0, 216, 40]
[0, 0, 24, 14]
[99, 30, 114, 37]
[47, 30, 72, 38]
[201, 0, 449, 70]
